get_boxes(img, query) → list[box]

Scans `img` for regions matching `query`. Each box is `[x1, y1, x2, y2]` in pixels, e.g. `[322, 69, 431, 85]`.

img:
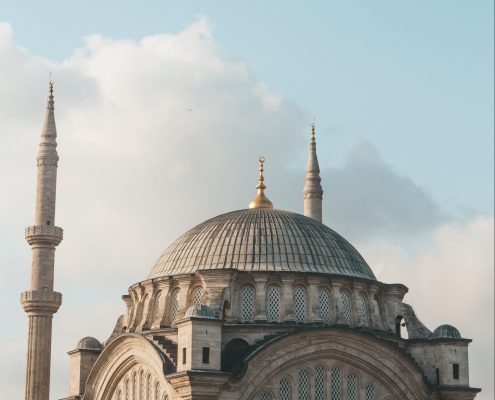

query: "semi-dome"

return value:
[148, 208, 375, 280]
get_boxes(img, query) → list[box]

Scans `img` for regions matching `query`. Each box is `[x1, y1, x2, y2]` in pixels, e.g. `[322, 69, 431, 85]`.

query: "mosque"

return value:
[22, 83, 481, 400]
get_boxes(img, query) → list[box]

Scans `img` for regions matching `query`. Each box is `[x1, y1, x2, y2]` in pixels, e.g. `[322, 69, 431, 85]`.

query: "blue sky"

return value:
[2, 0, 493, 213]
[0, 1, 493, 399]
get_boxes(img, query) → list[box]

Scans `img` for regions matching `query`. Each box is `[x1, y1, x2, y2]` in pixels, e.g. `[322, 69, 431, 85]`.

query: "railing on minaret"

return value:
[21, 81, 63, 400]
[303, 122, 323, 223]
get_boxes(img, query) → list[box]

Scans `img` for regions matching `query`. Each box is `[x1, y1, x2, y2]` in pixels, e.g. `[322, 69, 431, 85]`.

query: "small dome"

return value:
[149, 208, 375, 280]
[184, 304, 219, 319]
[430, 324, 462, 339]
[76, 336, 102, 350]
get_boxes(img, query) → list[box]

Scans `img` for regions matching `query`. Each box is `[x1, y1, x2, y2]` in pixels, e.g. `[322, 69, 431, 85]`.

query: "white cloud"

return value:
[360, 215, 494, 398]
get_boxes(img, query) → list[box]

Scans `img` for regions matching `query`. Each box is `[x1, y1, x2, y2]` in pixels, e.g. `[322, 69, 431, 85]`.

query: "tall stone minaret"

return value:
[21, 81, 63, 400]
[303, 122, 323, 223]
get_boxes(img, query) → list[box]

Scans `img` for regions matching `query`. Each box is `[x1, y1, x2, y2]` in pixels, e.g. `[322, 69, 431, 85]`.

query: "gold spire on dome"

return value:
[249, 156, 273, 209]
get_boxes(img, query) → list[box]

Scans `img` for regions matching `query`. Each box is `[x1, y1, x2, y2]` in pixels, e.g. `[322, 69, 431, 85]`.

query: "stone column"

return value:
[153, 281, 171, 329]
[330, 280, 345, 325]
[368, 284, 382, 330]
[253, 276, 267, 321]
[307, 277, 322, 323]
[281, 277, 295, 322]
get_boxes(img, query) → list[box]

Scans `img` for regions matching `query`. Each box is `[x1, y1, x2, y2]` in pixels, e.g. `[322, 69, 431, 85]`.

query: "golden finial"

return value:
[249, 156, 273, 209]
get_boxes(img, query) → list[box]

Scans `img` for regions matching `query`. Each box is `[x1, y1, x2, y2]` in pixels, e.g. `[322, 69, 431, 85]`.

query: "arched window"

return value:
[280, 378, 291, 400]
[154, 382, 160, 400]
[145, 374, 151, 400]
[315, 365, 325, 400]
[330, 367, 342, 400]
[125, 378, 130, 400]
[319, 288, 331, 324]
[132, 371, 137, 399]
[241, 285, 255, 322]
[191, 287, 204, 306]
[116, 389, 122, 400]
[170, 290, 179, 323]
[365, 384, 375, 400]
[139, 370, 145, 400]
[298, 369, 309, 400]
[294, 287, 307, 323]
[360, 295, 369, 326]
[341, 292, 352, 325]
[260, 392, 272, 400]
[267, 285, 281, 322]
[347, 373, 357, 400]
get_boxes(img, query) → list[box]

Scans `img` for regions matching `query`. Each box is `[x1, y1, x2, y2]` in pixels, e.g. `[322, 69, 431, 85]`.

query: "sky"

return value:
[0, 1, 493, 399]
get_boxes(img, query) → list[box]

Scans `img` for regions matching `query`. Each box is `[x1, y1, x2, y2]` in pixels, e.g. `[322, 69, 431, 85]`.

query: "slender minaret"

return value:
[303, 122, 323, 222]
[21, 81, 63, 400]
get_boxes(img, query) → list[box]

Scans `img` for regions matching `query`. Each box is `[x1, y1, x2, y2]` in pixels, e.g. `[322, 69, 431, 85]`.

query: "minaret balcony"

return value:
[25, 225, 63, 246]
[20, 290, 62, 314]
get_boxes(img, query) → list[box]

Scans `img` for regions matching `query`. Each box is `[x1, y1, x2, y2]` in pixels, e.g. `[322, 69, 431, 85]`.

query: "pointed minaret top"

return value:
[249, 156, 273, 209]
[303, 121, 323, 222]
[47, 79, 54, 110]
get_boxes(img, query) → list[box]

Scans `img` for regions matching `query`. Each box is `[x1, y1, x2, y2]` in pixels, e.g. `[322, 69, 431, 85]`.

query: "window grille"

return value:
[192, 287, 204, 305]
[132, 372, 137, 400]
[241, 285, 255, 322]
[298, 369, 309, 400]
[360, 295, 369, 326]
[330, 367, 342, 400]
[347, 373, 357, 400]
[267, 286, 281, 322]
[260, 392, 272, 400]
[319, 289, 331, 324]
[294, 288, 307, 323]
[365, 383, 375, 400]
[341, 292, 352, 325]
[315, 365, 325, 400]
[140, 371, 145, 400]
[154, 382, 160, 400]
[146, 374, 151, 400]
[280, 378, 291, 400]
[170, 290, 179, 322]
[125, 379, 130, 400]
[365, 384, 375, 400]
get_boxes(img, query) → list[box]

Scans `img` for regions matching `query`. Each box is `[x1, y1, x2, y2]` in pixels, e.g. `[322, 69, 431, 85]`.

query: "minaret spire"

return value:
[303, 121, 323, 222]
[21, 81, 63, 400]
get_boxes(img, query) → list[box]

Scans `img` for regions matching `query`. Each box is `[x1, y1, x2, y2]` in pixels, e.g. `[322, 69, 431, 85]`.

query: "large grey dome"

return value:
[148, 208, 375, 280]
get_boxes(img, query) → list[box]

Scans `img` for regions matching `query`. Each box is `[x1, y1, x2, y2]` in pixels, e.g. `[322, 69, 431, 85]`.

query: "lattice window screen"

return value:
[294, 288, 307, 323]
[241, 285, 255, 322]
[330, 367, 342, 400]
[192, 287, 204, 305]
[267, 286, 281, 322]
[125, 379, 130, 400]
[154, 382, 160, 400]
[259, 392, 272, 400]
[298, 369, 309, 400]
[280, 378, 291, 400]
[365, 384, 375, 400]
[146, 374, 151, 400]
[360, 295, 369, 326]
[347, 374, 357, 400]
[315, 365, 325, 400]
[170, 290, 179, 322]
[319, 289, 331, 324]
[341, 292, 352, 325]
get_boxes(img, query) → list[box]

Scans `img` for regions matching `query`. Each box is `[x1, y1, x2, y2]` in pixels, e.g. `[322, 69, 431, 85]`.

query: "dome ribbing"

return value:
[148, 208, 375, 280]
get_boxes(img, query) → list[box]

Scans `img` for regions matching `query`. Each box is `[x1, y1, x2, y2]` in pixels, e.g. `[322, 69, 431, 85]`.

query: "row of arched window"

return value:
[259, 366, 376, 400]
[112, 368, 167, 400]
[240, 285, 370, 326]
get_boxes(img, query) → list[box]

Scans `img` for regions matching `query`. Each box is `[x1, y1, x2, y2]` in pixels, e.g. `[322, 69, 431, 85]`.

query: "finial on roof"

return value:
[47, 77, 54, 110]
[249, 156, 273, 209]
